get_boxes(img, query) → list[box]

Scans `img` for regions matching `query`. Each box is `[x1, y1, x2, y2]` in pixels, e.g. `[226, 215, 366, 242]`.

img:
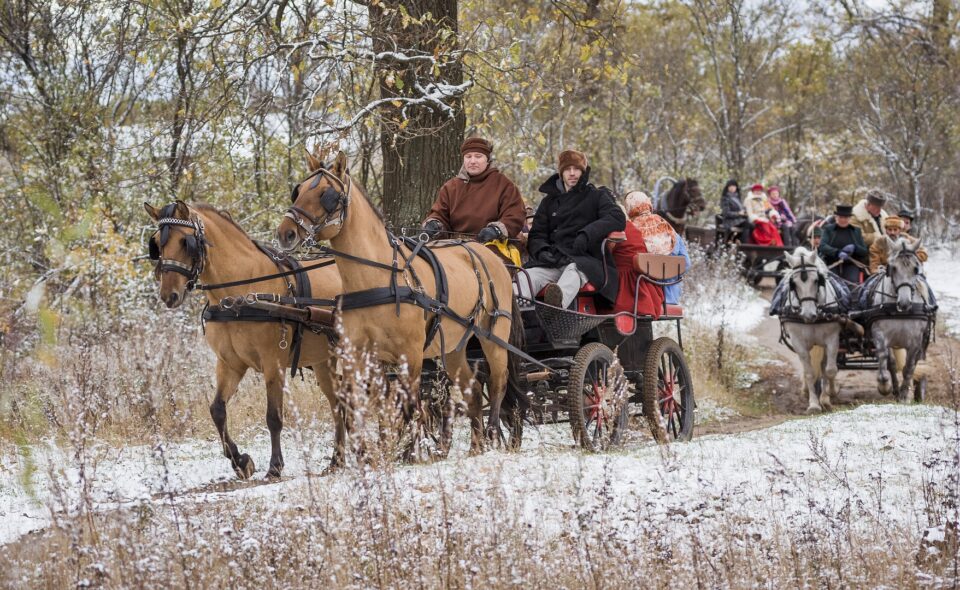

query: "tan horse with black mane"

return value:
[144, 200, 343, 478]
[276, 151, 525, 454]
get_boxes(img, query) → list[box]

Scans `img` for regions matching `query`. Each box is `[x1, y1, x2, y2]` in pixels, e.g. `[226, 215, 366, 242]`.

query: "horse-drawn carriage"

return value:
[774, 243, 935, 413]
[651, 176, 793, 286]
[418, 250, 693, 453]
[145, 153, 697, 478]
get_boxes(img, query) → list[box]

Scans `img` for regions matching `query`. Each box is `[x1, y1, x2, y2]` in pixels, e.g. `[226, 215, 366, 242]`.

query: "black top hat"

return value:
[898, 208, 914, 221]
[834, 204, 854, 217]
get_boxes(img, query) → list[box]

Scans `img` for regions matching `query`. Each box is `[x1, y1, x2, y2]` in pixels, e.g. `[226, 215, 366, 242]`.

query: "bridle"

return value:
[881, 250, 921, 300]
[284, 167, 351, 246]
[788, 262, 827, 307]
[148, 207, 208, 291]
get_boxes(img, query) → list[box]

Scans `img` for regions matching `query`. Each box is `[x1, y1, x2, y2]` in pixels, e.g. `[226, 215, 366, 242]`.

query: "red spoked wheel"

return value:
[642, 337, 694, 443]
[568, 342, 628, 452]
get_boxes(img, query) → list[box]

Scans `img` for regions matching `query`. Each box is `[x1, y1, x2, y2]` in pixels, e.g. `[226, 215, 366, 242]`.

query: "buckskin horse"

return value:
[276, 150, 526, 454]
[145, 200, 343, 478]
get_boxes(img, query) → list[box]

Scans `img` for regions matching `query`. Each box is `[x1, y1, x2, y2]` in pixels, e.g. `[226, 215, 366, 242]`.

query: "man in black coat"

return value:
[518, 149, 626, 308]
[819, 203, 869, 284]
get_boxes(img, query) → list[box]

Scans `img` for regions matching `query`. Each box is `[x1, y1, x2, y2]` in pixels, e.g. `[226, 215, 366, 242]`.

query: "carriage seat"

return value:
[633, 253, 687, 281]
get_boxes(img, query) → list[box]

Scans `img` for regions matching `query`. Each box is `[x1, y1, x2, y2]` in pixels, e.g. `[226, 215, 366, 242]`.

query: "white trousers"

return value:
[515, 263, 588, 308]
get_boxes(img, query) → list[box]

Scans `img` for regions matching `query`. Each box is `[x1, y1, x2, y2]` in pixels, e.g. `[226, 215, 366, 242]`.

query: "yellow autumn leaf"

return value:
[521, 156, 538, 175]
[579, 44, 592, 63]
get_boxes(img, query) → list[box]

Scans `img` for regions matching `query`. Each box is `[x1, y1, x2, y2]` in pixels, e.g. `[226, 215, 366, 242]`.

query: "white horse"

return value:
[778, 247, 844, 414]
[868, 237, 933, 402]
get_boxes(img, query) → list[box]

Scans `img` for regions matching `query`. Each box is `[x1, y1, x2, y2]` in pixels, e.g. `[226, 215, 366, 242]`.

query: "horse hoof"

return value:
[805, 406, 822, 415]
[234, 454, 255, 479]
[267, 464, 283, 479]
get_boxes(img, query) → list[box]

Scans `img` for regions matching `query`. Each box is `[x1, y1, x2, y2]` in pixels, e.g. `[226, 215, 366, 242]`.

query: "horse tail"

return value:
[503, 296, 530, 416]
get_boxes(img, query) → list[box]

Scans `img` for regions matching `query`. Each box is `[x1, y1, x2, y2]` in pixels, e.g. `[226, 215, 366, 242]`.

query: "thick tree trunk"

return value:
[369, 0, 465, 229]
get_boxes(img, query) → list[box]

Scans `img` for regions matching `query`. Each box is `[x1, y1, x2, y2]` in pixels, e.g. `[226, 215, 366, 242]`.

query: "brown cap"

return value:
[460, 137, 492, 157]
[558, 149, 587, 173]
[866, 190, 887, 207]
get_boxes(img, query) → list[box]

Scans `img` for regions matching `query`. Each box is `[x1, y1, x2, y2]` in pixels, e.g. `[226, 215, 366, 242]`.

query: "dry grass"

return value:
[1, 438, 957, 589]
[0, 301, 334, 447]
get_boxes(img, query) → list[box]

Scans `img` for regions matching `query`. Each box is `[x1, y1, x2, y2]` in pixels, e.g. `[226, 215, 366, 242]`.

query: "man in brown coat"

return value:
[422, 137, 526, 243]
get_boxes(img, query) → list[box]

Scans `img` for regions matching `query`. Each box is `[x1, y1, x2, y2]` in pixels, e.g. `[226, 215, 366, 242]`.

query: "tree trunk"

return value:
[369, 0, 465, 229]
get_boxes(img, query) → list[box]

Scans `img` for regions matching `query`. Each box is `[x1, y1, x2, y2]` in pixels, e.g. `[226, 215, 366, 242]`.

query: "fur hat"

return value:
[460, 137, 493, 157]
[884, 216, 904, 230]
[812, 226, 823, 238]
[558, 149, 587, 173]
[898, 208, 914, 221]
[750, 183, 765, 192]
[834, 204, 854, 217]
[866, 190, 887, 207]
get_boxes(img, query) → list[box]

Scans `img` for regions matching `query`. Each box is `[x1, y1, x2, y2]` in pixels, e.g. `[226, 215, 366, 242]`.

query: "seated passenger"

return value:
[767, 186, 798, 246]
[719, 179, 749, 240]
[664, 232, 690, 305]
[743, 184, 783, 246]
[611, 191, 667, 317]
[422, 136, 525, 264]
[819, 204, 868, 284]
[895, 209, 927, 262]
[516, 149, 626, 308]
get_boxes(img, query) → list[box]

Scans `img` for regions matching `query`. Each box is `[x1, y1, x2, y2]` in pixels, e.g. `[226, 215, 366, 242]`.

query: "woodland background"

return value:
[0, 0, 958, 321]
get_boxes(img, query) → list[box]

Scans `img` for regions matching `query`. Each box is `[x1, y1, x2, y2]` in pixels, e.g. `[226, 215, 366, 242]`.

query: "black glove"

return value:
[423, 219, 443, 239]
[573, 232, 589, 255]
[476, 225, 502, 243]
[538, 247, 560, 266]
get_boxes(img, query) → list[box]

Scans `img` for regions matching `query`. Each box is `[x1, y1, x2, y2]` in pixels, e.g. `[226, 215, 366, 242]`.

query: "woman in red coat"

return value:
[612, 191, 668, 318]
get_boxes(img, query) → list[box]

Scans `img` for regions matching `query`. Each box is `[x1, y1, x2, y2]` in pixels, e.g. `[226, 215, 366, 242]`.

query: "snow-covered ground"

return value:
[926, 246, 960, 336]
[1, 405, 953, 547]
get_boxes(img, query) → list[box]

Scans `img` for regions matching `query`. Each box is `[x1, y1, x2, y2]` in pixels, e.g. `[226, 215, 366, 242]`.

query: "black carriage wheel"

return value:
[568, 342, 628, 452]
[642, 337, 694, 443]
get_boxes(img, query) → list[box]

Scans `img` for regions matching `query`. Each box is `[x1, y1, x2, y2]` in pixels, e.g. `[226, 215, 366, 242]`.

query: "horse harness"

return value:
[149, 204, 335, 377]
[777, 263, 842, 353]
[286, 165, 550, 372]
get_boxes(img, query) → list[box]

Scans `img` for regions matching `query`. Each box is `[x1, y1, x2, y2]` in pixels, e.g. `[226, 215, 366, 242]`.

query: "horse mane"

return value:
[191, 202, 255, 243]
[350, 177, 387, 224]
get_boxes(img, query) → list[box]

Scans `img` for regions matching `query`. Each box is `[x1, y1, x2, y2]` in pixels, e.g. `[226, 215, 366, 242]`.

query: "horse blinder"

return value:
[148, 234, 160, 260]
[319, 187, 342, 214]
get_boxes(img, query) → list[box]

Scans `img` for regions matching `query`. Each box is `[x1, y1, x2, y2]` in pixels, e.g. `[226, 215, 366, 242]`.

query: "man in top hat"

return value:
[518, 149, 626, 308]
[422, 137, 526, 247]
[850, 190, 889, 247]
[819, 204, 868, 284]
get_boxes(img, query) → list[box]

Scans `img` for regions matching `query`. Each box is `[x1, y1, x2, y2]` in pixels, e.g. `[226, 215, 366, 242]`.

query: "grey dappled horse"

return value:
[869, 237, 932, 402]
[780, 248, 843, 414]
